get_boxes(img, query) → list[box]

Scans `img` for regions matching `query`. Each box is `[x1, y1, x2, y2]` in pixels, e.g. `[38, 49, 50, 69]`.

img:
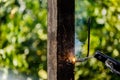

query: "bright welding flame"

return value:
[72, 57, 76, 63]
[66, 51, 76, 63]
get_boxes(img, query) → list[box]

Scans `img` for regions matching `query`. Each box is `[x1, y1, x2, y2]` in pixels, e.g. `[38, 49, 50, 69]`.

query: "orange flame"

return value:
[72, 57, 76, 63]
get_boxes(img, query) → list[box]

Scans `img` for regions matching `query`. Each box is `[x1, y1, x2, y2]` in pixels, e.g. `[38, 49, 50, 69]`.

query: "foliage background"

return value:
[75, 0, 120, 80]
[1, 0, 120, 80]
[0, 0, 47, 79]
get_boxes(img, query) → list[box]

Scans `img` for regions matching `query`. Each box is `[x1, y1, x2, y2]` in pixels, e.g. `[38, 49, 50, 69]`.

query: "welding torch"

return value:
[75, 51, 120, 76]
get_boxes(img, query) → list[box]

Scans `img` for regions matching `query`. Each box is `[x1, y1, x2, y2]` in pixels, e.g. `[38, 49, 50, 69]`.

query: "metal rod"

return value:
[87, 18, 91, 57]
[76, 56, 93, 62]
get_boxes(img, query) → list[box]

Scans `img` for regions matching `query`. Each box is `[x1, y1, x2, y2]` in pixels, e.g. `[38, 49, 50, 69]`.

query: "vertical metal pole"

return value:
[48, 0, 75, 80]
[57, 0, 75, 80]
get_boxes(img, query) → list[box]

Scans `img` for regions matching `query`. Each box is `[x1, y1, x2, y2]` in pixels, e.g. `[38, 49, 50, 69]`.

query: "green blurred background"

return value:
[0, 0, 47, 80]
[0, 0, 120, 80]
[75, 0, 120, 80]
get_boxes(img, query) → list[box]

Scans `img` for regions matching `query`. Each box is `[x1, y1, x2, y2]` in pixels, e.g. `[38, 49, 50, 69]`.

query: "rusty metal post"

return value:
[48, 0, 75, 80]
